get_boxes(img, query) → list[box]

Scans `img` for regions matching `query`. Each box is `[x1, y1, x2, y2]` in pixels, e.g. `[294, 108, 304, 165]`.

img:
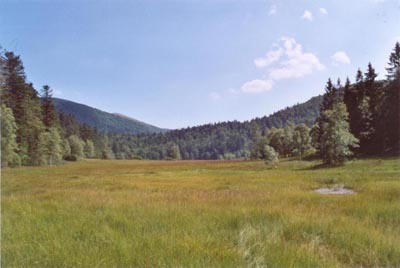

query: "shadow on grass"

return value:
[298, 162, 344, 171]
[300, 155, 399, 170]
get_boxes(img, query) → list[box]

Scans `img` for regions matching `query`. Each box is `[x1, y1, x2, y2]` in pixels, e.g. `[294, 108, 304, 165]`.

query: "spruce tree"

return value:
[364, 63, 383, 153]
[383, 42, 400, 154]
[1, 52, 27, 113]
[335, 78, 343, 102]
[318, 78, 339, 157]
[386, 42, 400, 81]
[351, 68, 372, 155]
[2, 52, 45, 165]
[41, 85, 58, 129]
[320, 78, 336, 111]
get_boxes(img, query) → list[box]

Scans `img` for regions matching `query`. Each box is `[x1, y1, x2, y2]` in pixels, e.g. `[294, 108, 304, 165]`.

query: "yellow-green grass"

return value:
[2, 158, 400, 268]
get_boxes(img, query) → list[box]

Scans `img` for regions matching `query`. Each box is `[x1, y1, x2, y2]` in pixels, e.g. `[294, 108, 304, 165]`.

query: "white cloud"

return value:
[268, 37, 325, 80]
[269, 5, 277, 15]
[320, 8, 327, 15]
[241, 79, 274, 93]
[332, 51, 351, 65]
[254, 48, 283, 68]
[242, 37, 324, 93]
[209, 92, 221, 101]
[302, 10, 313, 21]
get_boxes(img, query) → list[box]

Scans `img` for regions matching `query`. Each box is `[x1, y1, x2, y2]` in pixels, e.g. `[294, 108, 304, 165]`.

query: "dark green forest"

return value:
[1, 43, 399, 166]
[52, 98, 167, 134]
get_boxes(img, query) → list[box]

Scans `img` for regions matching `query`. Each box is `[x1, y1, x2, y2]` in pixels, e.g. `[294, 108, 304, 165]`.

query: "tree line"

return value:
[252, 42, 400, 165]
[1, 43, 399, 166]
[106, 42, 399, 164]
[0, 50, 115, 167]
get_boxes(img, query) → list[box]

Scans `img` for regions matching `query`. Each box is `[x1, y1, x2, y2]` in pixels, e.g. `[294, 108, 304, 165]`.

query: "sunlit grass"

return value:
[2, 158, 400, 267]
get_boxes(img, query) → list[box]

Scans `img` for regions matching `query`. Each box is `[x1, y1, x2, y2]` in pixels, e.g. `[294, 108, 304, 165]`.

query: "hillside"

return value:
[52, 98, 167, 134]
[107, 95, 323, 159]
[253, 95, 322, 129]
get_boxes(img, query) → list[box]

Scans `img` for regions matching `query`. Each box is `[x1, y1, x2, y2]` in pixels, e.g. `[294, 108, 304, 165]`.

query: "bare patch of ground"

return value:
[314, 184, 355, 195]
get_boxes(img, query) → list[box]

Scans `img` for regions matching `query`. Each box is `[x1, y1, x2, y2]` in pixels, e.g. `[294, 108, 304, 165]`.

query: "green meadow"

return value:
[2, 158, 400, 268]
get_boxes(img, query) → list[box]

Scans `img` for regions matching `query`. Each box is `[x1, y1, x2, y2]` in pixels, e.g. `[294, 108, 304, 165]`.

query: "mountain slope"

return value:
[253, 95, 322, 129]
[53, 98, 167, 134]
[106, 95, 324, 160]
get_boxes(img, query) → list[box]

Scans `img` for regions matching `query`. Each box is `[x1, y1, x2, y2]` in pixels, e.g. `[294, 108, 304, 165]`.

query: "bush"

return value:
[64, 155, 78, 161]
[264, 145, 279, 167]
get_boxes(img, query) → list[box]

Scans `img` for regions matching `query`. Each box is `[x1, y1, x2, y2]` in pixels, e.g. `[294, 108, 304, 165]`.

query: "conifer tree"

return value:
[350, 68, 371, 155]
[343, 77, 362, 153]
[383, 42, 400, 154]
[1, 52, 45, 165]
[335, 78, 343, 102]
[386, 42, 400, 81]
[1, 52, 27, 113]
[318, 78, 339, 157]
[320, 78, 336, 111]
[41, 85, 58, 129]
[363, 63, 383, 153]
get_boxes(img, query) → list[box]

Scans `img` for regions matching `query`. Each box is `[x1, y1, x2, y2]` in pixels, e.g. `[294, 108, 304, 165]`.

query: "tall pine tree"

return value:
[383, 42, 400, 154]
[41, 85, 58, 129]
[364, 63, 383, 153]
[317, 78, 338, 157]
[1, 51, 45, 165]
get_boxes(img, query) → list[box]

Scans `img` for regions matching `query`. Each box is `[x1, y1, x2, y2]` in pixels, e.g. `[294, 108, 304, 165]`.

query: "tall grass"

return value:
[2, 158, 399, 267]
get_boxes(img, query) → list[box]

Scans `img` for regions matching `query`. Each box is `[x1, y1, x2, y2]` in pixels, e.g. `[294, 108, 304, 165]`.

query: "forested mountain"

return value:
[105, 95, 324, 160]
[1, 42, 399, 165]
[54, 94, 322, 137]
[253, 95, 322, 129]
[50, 93, 323, 160]
[105, 47, 400, 161]
[52, 98, 167, 134]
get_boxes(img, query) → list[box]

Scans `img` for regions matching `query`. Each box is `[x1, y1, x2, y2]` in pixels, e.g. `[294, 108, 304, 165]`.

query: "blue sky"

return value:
[1, 0, 399, 129]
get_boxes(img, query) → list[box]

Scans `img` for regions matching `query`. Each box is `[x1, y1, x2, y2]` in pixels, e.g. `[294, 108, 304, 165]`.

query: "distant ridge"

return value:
[52, 98, 168, 134]
[112, 113, 147, 124]
[53, 93, 323, 136]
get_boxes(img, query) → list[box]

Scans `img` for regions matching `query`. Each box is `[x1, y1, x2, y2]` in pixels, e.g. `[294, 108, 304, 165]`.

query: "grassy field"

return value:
[2, 158, 400, 268]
